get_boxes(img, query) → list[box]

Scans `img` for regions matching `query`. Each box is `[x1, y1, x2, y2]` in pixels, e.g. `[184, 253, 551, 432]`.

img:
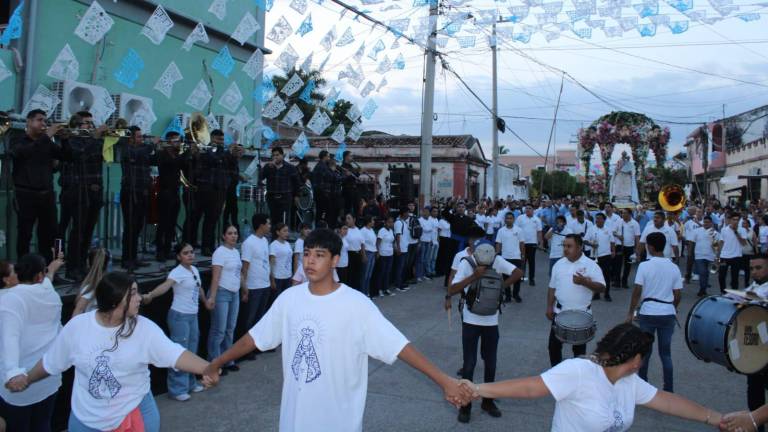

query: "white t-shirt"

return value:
[418, 216, 433, 242]
[586, 224, 615, 257]
[346, 227, 364, 252]
[241, 234, 271, 290]
[249, 283, 409, 432]
[377, 228, 395, 257]
[43, 313, 184, 431]
[271, 240, 294, 280]
[720, 225, 746, 259]
[452, 256, 516, 326]
[294, 238, 304, 271]
[692, 228, 720, 262]
[619, 219, 641, 247]
[394, 218, 411, 252]
[438, 219, 451, 238]
[515, 214, 542, 244]
[684, 219, 702, 242]
[451, 248, 471, 272]
[759, 226, 768, 245]
[634, 257, 682, 316]
[79, 284, 99, 314]
[337, 237, 349, 268]
[550, 254, 605, 313]
[212, 246, 242, 292]
[291, 267, 339, 284]
[640, 224, 679, 258]
[0, 279, 62, 406]
[428, 216, 439, 244]
[541, 358, 657, 432]
[496, 225, 523, 260]
[548, 227, 572, 259]
[168, 265, 202, 314]
[567, 219, 593, 251]
[360, 227, 377, 252]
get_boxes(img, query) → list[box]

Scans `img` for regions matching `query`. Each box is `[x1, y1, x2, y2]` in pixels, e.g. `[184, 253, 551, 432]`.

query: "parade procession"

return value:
[1, 0, 768, 431]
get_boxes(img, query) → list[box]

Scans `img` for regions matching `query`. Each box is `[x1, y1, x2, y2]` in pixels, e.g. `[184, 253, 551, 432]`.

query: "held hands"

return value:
[201, 363, 221, 389]
[205, 298, 215, 311]
[720, 411, 758, 432]
[5, 374, 29, 392]
[442, 378, 475, 408]
[458, 379, 483, 400]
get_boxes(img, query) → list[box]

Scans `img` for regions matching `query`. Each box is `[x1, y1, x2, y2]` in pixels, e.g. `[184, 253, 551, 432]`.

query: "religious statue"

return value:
[609, 151, 639, 205]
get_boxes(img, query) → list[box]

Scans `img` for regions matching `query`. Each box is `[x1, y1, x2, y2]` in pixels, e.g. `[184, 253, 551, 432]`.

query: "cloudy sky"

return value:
[263, 0, 768, 162]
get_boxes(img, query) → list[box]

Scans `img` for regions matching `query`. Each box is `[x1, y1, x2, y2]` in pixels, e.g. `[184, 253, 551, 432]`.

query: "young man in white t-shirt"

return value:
[240, 213, 273, 360]
[515, 205, 542, 286]
[585, 213, 616, 302]
[627, 232, 682, 393]
[495, 212, 524, 303]
[204, 229, 472, 432]
[616, 208, 641, 289]
[393, 207, 412, 292]
[447, 240, 523, 423]
[639, 211, 679, 260]
[691, 216, 720, 297]
[718, 213, 748, 293]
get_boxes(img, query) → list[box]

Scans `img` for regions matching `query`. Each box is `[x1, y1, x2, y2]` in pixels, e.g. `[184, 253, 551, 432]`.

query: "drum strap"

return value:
[639, 298, 681, 328]
[555, 301, 591, 311]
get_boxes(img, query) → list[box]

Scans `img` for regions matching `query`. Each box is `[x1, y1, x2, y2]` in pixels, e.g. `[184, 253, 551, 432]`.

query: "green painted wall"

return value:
[0, 49, 18, 109]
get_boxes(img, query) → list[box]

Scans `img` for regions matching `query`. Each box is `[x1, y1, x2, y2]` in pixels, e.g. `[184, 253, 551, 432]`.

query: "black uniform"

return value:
[341, 162, 360, 216]
[9, 133, 62, 263]
[119, 142, 156, 268]
[259, 161, 300, 226]
[221, 154, 241, 233]
[155, 147, 182, 259]
[312, 160, 336, 227]
[190, 146, 232, 254]
[60, 136, 104, 276]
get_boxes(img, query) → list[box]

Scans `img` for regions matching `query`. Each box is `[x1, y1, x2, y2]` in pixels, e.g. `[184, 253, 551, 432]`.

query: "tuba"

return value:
[658, 184, 686, 213]
[184, 112, 211, 147]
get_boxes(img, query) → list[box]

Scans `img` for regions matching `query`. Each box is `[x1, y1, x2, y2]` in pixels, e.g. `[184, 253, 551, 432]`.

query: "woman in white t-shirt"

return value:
[72, 248, 110, 317]
[206, 225, 242, 374]
[460, 323, 723, 432]
[270, 223, 294, 295]
[293, 223, 312, 275]
[759, 215, 768, 254]
[336, 225, 350, 284]
[14, 272, 214, 432]
[359, 216, 378, 298]
[374, 216, 396, 297]
[142, 243, 207, 401]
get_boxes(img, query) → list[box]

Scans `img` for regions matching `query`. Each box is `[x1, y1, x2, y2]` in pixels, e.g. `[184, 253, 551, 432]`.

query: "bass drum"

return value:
[686, 295, 768, 375]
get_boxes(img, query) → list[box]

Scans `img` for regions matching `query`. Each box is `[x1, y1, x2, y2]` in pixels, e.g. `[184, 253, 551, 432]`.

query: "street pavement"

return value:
[158, 251, 748, 431]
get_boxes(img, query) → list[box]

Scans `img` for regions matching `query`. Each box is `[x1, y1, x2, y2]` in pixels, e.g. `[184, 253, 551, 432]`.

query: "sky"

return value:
[262, 0, 768, 164]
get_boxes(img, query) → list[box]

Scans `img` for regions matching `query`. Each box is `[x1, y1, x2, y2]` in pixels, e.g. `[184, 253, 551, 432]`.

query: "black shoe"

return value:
[224, 364, 240, 372]
[529, 280, 536, 286]
[456, 368, 463, 376]
[592, 293, 600, 300]
[513, 295, 522, 303]
[503, 297, 512, 304]
[604, 295, 613, 302]
[481, 399, 502, 418]
[697, 291, 707, 297]
[458, 404, 471, 423]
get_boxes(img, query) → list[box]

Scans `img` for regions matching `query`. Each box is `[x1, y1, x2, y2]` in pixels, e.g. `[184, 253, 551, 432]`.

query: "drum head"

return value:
[728, 304, 768, 374]
[555, 310, 594, 329]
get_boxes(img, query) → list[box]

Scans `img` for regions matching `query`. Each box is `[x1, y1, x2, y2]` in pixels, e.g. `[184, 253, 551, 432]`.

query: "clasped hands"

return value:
[719, 411, 760, 432]
[442, 378, 484, 408]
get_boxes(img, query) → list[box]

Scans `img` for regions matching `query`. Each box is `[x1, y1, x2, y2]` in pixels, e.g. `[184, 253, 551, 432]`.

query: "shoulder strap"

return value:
[461, 255, 476, 269]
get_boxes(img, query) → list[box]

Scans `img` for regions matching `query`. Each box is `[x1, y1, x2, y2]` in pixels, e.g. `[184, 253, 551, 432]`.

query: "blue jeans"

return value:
[638, 314, 676, 392]
[361, 251, 376, 296]
[694, 259, 712, 294]
[376, 255, 393, 293]
[68, 392, 159, 432]
[207, 288, 239, 366]
[427, 242, 438, 275]
[549, 257, 560, 275]
[393, 252, 407, 288]
[243, 288, 271, 329]
[167, 309, 199, 397]
[416, 241, 431, 279]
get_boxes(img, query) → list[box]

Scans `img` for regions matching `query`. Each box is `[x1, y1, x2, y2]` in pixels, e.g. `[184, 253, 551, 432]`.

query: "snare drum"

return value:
[685, 295, 768, 374]
[553, 310, 597, 345]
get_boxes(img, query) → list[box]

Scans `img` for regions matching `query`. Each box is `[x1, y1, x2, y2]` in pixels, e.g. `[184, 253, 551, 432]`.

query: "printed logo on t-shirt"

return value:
[603, 409, 624, 432]
[88, 355, 121, 399]
[291, 327, 322, 383]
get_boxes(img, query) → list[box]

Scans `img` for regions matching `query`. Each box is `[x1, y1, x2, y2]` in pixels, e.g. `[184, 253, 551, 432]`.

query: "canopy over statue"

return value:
[610, 151, 639, 205]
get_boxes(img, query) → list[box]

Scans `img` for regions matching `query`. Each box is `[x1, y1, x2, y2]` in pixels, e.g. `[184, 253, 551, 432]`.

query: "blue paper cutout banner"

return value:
[212, 45, 235, 78]
[113, 49, 144, 88]
[1, 1, 24, 46]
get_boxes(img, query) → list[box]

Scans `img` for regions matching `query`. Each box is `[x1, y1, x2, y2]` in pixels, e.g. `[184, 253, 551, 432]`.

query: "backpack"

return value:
[409, 216, 423, 239]
[461, 256, 504, 316]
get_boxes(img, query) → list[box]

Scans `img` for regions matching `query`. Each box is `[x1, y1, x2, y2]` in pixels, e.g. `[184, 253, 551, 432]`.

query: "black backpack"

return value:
[461, 256, 504, 316]
[409, 216, 423, 239]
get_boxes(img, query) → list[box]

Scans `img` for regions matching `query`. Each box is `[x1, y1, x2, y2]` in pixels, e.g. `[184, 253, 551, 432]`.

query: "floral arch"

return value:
[578, 111, 670, 199]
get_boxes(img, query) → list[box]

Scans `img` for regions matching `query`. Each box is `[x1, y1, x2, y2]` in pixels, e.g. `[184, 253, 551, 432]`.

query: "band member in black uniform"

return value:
[155, 131, 183, 261]
[119, 126, 156, 271]
[312, 150, 335, 227]
[221, 141, 244, 233]
[190, 130, 232, 256]
[181, 138, 201, 249]
[9, 109, 62, 263]
[329, 157, 344, 227]
[59, 111, 106, 281]
[341, 151, 360, 216]
[259, 146, 300, 226]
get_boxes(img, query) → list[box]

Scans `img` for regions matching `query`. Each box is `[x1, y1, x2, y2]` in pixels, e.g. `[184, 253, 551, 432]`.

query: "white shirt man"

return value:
[692, 225, 720, 263]
[632, 256, 683, 317]
[515, 212, 542, 245]
[720, 224, 747, 260]
[619, 217, 641, 248]
[496, 221, 524, 261]
[549, 248, 605, 314]
[585, 221, 615, 258]
[393, 216, 412, 253]
[640, 221, 679, 259]
[567, 216, 593, 254]
[418, 213, 434, 244]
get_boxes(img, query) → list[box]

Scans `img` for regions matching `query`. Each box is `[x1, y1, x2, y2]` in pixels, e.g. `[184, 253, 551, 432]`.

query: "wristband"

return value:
[750, 411, 758, 431]
[705, 410, 711, 425]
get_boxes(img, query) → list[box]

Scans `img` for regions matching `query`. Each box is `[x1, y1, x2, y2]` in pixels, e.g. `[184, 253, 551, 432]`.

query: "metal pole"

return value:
[491, 23, 499, 200]
[419, 1, 438, 207]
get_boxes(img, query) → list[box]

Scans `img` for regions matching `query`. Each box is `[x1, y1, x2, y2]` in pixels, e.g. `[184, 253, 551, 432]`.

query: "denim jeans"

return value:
[416, 241, 431, 279]
[427, 242, 438, 275]
[694, 259, 712, 294]
[393, 252, 407, 289]
[361, 251, 376, 296]
[549, 257, 560, 275]
[0, 392, 56, 432]
[243, 288, 271, 329]
[638, 314, 676, 392]
[68, 392, 159, 432]
[167, 309, 199, 397]
[375, 255, 393, 293]
[207, 288, 240, 366]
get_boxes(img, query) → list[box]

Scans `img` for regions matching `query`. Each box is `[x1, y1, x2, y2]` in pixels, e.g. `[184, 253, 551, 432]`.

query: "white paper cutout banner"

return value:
[232, 12, 261, 45]
[206, 113, 221, 130]
[231, 106, 253, 131]
[360, 81, 375, 98]
[281, 73, 305, 96]
[89, 86, 116, 126]
[75, 1, 114, 45]
[263, 96, 287, 119]
[320, 26, 337, 51]
[330, 124, 346, 143]
[154, 61, 183, 99]
[243, 49, 264, 80]
[218, 81, 243, 113]
[131, 106, 157, 132]
[182, 22, 209, 51]
[47, 44, 79, 81]
[22, 85, 61, 117]
[208, 0, 227, 20]
[347, 123, 363, 141]
[290, 0, 309, 14]
[300, 53, 314, 74]
[267, 16, 293, 45]
[186, 79, 212, 111]
[0, 58, 12, 83]
[346, 105, 362, 122]
[282, 104, 305, 126]
[292, 132, 310, 158]
[336, 27, 355, 46]
[306, 109, 332, 134]
[274, 44, 299, 74]
[141, 4, 174, 45]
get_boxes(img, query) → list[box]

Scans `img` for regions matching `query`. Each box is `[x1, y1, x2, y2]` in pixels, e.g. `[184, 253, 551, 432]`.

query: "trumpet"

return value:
[708, 228, 720, 274]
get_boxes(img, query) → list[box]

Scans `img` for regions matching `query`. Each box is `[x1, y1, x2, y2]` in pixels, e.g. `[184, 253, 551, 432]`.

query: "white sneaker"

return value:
[378, 292, 385, 298]
[192, 383, 205, 393]
[416, 277, 424, 282]
[692, 274, 700, 281]
[424, 276, 432, 281]
[172, 393, 191, 402]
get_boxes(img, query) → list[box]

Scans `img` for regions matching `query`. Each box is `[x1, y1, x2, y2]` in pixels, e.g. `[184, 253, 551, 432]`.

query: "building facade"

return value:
[500, 148, 579, 179]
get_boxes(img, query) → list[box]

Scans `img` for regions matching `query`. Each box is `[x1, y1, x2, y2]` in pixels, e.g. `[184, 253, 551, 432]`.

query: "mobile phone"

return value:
[54, 238, 63, 256]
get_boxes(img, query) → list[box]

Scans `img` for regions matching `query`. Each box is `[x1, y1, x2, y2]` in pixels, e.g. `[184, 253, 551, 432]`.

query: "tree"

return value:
[530, 169, 587, 198]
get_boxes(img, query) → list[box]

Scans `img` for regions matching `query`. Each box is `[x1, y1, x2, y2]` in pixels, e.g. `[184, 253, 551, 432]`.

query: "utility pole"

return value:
[491, 23, 499, 199]
[419, 1, 438, 207]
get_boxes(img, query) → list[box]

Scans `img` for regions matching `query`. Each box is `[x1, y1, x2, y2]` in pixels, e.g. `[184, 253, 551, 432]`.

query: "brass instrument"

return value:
[658, 184, 686, 213]
[184, 112, 211, 147]
[709, 227, 721, 274]
[53, 126, 132, 138]
[0, 111, 11, 136]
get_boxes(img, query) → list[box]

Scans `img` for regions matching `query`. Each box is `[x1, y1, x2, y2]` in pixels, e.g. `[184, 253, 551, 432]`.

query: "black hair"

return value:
[342, 150, 351, 159]
[564, 233, 583, 247]
[730, 212, 742, 219]
[304, 228, 342, 256]
[95, 272, 138, 353]
[221, 224, 238, 236]
[273, 222, 288, 237]
[76, 111, 93, 118]
[165, 131, 181, 139]
[646, 232, 666, 253]
[595, 212, 606, 220]
[299, 222, 312, 231]
[251, 213, 270, 231]
[591, 323, 654, 367]
[315, 220, 329, 229]
[210, 129, 225, 137]
[703, 215, 712, 222]
[128, 125, 141, 134]
[318, 150, 329, 160]
[654, 211, 665, 219]
[576, 210, 585, 217]
[15, 254, 46, 283]
[505, 212, 514, 218]
[399, 206, 409, 216]
[174, 242, 193, 256]
[0, 261, 13, 288]
[556, 215, 566, 223]
[362, 215, 373, 226]
[26, 109, 46, 120]
[750, 253, 768, 261]
[272, 146, 284, 155]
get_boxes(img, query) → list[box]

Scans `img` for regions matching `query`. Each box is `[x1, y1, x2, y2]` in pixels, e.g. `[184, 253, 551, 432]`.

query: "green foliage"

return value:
[530, 169, 587, 198]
